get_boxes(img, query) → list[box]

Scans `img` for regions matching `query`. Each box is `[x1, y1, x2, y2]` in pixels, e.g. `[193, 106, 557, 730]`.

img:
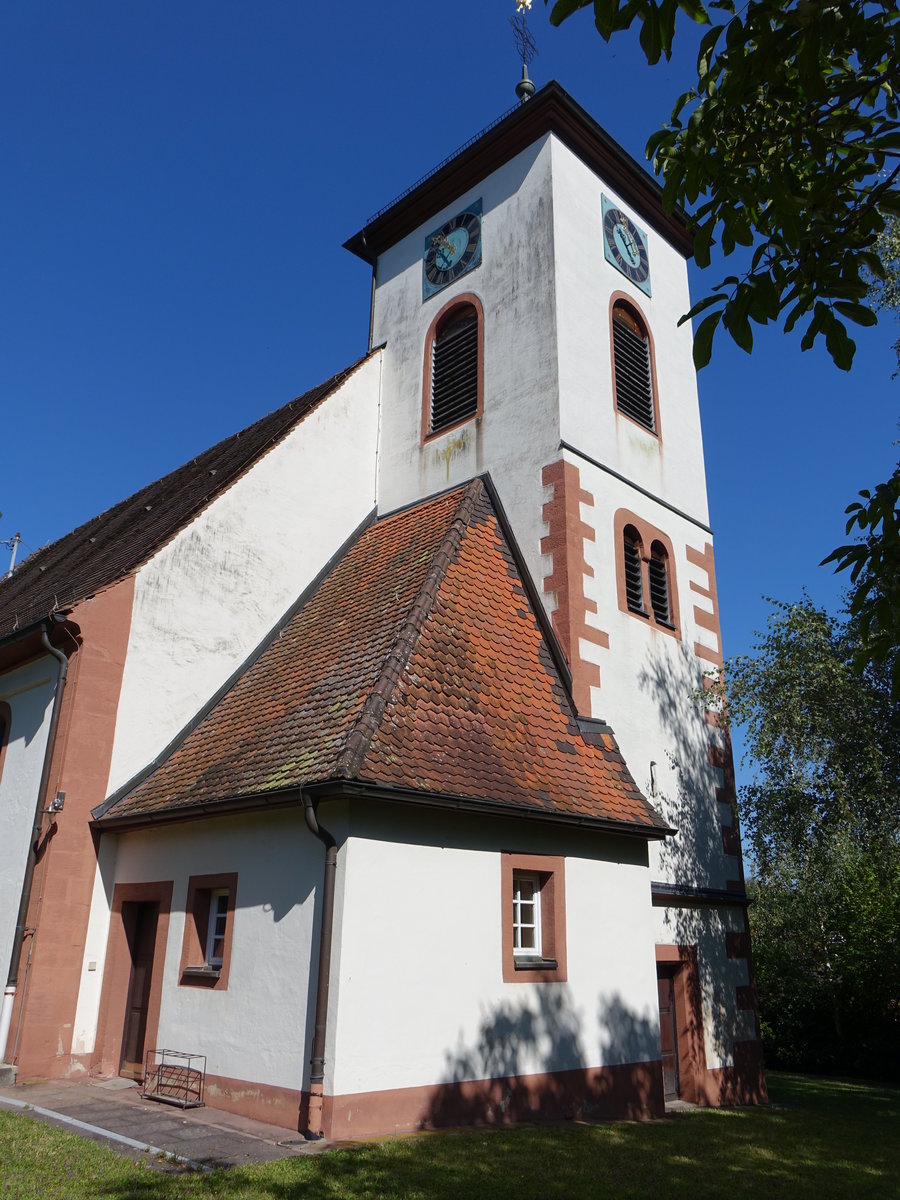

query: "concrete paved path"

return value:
[0, 1077, 325, 1170]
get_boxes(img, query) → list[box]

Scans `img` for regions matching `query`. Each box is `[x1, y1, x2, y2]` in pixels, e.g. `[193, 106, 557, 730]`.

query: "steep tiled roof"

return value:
[100, 479, 667, 836]
[0, 353, 376, 641]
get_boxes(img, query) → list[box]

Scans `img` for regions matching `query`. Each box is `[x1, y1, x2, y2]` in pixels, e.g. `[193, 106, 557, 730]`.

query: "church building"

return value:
[0, 82, 766, 1140]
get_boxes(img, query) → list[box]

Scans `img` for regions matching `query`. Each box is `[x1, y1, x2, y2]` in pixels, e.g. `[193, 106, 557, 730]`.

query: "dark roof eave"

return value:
[93, 777, 673, 840]
[344, 81, 692, 264]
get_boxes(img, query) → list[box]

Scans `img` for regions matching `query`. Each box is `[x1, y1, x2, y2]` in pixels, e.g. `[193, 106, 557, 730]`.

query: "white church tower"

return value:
[346, 81, 763, 1104]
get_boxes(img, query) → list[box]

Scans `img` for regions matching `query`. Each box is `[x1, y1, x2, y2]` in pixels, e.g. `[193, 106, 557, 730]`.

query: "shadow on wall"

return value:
[423, 986, 662, 1129]
[638, 639, 757, 1081]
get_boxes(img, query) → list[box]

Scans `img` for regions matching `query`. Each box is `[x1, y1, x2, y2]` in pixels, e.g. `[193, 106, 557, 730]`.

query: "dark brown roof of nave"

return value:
[99, 478, 670, 839]
[0, 352, 376, 641]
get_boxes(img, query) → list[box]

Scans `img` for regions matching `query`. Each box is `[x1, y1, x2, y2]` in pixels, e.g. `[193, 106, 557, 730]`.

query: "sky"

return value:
[1, 2, 897, 784]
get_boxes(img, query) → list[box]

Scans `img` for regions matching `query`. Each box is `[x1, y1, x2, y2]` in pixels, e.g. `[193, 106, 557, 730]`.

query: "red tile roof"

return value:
[0, 353, 377, 641]
[99, 478, 668, 836]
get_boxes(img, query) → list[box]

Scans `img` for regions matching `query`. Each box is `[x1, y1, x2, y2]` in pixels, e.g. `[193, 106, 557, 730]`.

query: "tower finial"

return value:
[511, 1, 538, 103]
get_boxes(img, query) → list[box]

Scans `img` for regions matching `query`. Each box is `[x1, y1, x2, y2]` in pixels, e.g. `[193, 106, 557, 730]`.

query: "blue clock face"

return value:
[423, 200, 482, 299]
[602, 198, 651, 296]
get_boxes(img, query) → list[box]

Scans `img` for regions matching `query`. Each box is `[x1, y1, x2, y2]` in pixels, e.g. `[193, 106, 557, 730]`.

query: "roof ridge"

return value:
[42, 352, 375, 563]
[335, 477, 485, 780]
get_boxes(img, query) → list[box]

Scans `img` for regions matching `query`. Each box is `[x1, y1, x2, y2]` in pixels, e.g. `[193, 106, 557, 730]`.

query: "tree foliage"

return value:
[823, 461, 900, 695]
[547, 0, 900, 370]
[714, 598, 900, 1076]
[868, 213, 900, 367]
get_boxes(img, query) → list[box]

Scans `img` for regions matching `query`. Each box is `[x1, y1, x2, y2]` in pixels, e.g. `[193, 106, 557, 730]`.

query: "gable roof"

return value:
[97, 478, 669, 839]
[0, 352, 377, 642]
[344, 81, 692, 264]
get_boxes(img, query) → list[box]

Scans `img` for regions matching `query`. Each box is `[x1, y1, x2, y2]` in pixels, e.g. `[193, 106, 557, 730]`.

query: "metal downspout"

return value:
[0, 619, 69, 1063]
[302, 792, 337, 1139]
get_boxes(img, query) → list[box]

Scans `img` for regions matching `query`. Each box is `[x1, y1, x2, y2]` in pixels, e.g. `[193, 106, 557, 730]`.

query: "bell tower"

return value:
[345, 80, 764, 1104]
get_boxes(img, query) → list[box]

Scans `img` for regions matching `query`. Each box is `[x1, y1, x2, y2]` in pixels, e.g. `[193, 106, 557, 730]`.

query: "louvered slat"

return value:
[431, 311, 478, 433]
[648, 555, 670, 624]
[624, 536, 645, 613]
[613, 317, 654, 431]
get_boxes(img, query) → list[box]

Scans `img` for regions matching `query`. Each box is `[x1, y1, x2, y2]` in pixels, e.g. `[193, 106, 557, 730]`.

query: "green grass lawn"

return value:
[1, 1073, 897, 1200]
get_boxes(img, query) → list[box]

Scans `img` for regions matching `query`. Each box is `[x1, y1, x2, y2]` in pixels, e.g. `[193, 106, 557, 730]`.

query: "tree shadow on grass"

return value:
[90, 1075, 900, 1199]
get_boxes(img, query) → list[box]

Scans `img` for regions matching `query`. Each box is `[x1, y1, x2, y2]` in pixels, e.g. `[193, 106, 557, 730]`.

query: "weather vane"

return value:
[511, 0, 538, 103]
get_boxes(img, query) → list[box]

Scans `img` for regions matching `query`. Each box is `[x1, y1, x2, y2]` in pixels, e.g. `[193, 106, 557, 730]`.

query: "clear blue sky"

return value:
[2, 3, 897, 783]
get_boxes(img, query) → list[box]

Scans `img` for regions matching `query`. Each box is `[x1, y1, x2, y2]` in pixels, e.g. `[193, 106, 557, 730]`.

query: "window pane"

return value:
[512, 872, 542, 957]
[206, 892, 228, 966]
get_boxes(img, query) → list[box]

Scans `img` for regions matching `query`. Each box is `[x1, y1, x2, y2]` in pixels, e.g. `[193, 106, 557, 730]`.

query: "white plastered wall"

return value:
[371, 136, 560, 590]
[0, 657, 58, 988]
[651, 902, 756, 1070]
[105, 354, 382, 798]
[551, 138, 709, 522]
[325, 805, 661, 1099]
[73, 810, 322, 1089]
[571, 460, 745, 1073]
[573, 462, 730, 891]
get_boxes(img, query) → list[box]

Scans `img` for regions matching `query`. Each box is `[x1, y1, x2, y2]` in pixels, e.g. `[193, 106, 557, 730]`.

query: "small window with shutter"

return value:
[614, 511, 681, 640]
[612, 301, 656, 433]
[648, 542, 673, 627]
[428, 303, 480, 436]
[623, 527, 646, 614]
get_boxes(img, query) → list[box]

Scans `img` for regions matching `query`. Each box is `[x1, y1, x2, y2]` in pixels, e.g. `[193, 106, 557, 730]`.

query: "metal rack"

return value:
[141, 1048, 206, 1109]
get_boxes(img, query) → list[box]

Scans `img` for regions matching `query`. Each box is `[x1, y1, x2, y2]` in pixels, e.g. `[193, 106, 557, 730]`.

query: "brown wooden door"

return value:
[120, 901, 159, 1080]
[657, 969, 680, 1101]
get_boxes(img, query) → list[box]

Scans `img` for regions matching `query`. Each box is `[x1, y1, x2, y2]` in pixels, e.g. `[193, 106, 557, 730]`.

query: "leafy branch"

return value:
[547, 0, 900, 369]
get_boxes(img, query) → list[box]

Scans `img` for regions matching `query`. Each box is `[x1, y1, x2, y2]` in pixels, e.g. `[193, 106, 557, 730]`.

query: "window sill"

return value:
[513, 957, 559, 972]
[180, 965, 221, 987]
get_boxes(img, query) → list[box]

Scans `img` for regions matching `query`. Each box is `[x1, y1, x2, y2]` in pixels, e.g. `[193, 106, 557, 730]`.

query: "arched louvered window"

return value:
[612, 301, 656, 433]
[615, 510, 681, 640]
[623, 527, 646, 614]
[428, 302, 480, 436]
[648, 542, 672, 626]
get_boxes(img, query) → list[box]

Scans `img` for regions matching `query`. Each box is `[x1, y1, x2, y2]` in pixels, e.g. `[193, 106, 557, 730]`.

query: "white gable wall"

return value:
[106, 355, 382, 798]
[0, 658, 58, 997]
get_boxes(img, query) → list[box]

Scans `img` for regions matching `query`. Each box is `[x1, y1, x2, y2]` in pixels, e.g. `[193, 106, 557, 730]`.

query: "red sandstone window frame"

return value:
[0, 701, 11, 786]
[421, 292, 484, 445]
[609, 293, 661, 440]
[179, 873, 237, 990]
[614, 509, 681, 640]
[501, 853, 567, 983]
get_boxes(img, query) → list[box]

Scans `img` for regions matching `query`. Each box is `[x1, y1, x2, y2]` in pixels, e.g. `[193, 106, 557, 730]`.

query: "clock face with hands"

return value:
[423, 200, 482, 300]
[602, 196, 652, 296]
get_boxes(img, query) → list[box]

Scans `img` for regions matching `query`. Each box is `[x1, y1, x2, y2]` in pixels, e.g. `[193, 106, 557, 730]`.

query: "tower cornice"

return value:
[344, 80, 692, 264]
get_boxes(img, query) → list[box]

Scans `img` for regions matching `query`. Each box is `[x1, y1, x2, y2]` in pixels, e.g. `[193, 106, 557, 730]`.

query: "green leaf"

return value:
[548, 0, 592, 26]
[696, 22, 723, 77]
[834, 301, 879, 327]
[692, 309, 722, 368]
[693, 217, 716, 268]
[639, 5, 664, 65]
[723, 302, 754, 353]
[677, 0, 709, 23]
[681, 291, 726, 323]
[591, 0, 622, 39]
[823, 311, 856, 371]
